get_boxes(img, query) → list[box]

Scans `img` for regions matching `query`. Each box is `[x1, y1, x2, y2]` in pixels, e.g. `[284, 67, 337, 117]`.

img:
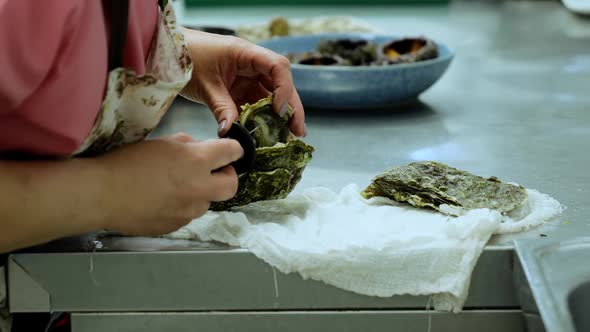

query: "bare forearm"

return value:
[0, 135, 246, 253]
[0, 159, 109, 253]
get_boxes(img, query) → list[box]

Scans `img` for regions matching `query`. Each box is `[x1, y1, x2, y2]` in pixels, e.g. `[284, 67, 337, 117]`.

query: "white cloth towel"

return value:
[166, 184, 562, 312]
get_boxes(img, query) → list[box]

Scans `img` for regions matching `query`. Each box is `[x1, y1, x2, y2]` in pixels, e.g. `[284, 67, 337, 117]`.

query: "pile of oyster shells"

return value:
[288, 37, 439, 66]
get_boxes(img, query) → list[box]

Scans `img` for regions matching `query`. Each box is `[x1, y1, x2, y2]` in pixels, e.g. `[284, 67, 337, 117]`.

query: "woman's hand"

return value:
[97, 133, 243, 236]
[181, 29, 306, 138]
[0, 133, 242, 253]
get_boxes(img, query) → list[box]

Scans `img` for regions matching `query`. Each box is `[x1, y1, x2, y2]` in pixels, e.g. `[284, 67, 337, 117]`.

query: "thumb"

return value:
[158, 132, 196, 143]
[203, 83, 240, 137]
[169, 132, 195, 143]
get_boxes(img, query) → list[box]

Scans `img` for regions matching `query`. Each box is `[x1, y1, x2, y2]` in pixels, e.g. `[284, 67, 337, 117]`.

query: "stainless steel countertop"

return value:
[159, 0, 590, 246]
[514, 237, 590, 332]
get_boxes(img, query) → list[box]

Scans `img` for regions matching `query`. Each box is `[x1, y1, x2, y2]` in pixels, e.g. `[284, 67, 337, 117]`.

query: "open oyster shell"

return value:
[210, 96, 314, 211]
[316, 38, 378, 66]
[287, 37, 438, 67]
[361, 161, 527, 216]
[237, 96, 292, 148]
[379, 37, 438, 64]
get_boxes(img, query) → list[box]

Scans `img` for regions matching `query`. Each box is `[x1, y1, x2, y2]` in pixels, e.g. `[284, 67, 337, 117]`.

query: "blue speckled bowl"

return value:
[258, 33, 454, 109]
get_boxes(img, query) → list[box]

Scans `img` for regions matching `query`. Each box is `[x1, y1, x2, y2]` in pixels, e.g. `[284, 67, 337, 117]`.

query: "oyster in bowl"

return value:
[258, 33, 454, 109]
[379, 37, 439, 64]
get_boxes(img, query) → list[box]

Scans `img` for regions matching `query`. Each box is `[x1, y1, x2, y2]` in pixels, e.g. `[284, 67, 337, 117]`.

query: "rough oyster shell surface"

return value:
[287, 36, 439, 67]
[380, 37, 439, 64]
[361, 161, 527, 216]
[210, 96, 314, 211]
[288, 52, 347, 66]
[316, 38, 377, 66]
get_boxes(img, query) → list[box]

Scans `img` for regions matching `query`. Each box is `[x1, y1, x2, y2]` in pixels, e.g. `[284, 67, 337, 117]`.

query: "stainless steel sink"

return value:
[568, 281, 590, 332]
[515, 238, 590, 332]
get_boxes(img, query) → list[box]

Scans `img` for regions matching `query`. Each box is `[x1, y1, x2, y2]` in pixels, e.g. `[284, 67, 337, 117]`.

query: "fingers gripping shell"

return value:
[210, 96, 314, 211]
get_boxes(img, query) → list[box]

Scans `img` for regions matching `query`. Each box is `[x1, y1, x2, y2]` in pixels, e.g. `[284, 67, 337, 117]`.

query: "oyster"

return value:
[287, 36, 437, 67]
[298, 55, 343, 66]
[361, 161, 527, 216]
[236, 17, 375, 43]
[316, 38, 377, 66]
[287, 52, 347, 66]
[269, 17, 290, 37]
[379, 37, 438, 64]
[210, 96, 314, 211]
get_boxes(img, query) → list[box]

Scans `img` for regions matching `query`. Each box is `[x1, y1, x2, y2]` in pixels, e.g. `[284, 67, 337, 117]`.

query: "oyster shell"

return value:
[287, 51, 347, 66]
[210, 96, 314, 211]
[361, 161, 527, 216]
[379, 37, 438, 64]
[269, 17, 290, 37]
[287, 36, 437, 67]
[316, 38, 377, 66]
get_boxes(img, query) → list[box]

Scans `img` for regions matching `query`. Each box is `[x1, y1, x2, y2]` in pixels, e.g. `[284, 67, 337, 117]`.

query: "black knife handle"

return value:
[221, 122, 256, 174]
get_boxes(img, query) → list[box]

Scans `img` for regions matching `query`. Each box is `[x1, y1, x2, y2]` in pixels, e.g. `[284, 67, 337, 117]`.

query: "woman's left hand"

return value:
[181, 29, 306, 138]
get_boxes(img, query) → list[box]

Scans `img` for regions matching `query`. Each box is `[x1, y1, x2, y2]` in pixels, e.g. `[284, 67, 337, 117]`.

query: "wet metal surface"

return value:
[515, 237, 590, 332]
[160, 0, 590, 245]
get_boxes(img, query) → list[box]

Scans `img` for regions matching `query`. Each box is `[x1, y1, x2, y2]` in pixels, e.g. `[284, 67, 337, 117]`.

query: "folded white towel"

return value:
[166, 183, 562, 312]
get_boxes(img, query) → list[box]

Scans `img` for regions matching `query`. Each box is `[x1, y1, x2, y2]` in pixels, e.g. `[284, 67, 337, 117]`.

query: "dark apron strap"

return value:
[104, 0, 167, 71]
[103, 0, 130, 71]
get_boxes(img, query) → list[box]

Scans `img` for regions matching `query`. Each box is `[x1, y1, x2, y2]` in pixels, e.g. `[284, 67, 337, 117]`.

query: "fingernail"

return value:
[218, 120, 227, 135]
[303, 123, 308, 137]
[279, 103, 289, 117]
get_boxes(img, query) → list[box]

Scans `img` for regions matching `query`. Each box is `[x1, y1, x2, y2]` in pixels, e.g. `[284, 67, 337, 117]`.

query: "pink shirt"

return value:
[0, 0, 158, 156]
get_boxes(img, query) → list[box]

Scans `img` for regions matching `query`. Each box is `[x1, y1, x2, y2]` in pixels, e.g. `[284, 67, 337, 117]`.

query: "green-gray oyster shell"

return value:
[361, 161, 527, 216]
[210, 96, 314, 211]
[379, 37, 438, 64]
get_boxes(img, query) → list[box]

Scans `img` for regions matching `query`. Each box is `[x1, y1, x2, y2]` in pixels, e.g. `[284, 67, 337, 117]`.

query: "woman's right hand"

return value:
[96, 133, 243, 236]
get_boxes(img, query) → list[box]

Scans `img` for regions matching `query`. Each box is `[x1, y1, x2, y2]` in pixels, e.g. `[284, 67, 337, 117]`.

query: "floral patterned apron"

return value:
[0, 1, 192, 330]
[74, 0, 192, 157]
